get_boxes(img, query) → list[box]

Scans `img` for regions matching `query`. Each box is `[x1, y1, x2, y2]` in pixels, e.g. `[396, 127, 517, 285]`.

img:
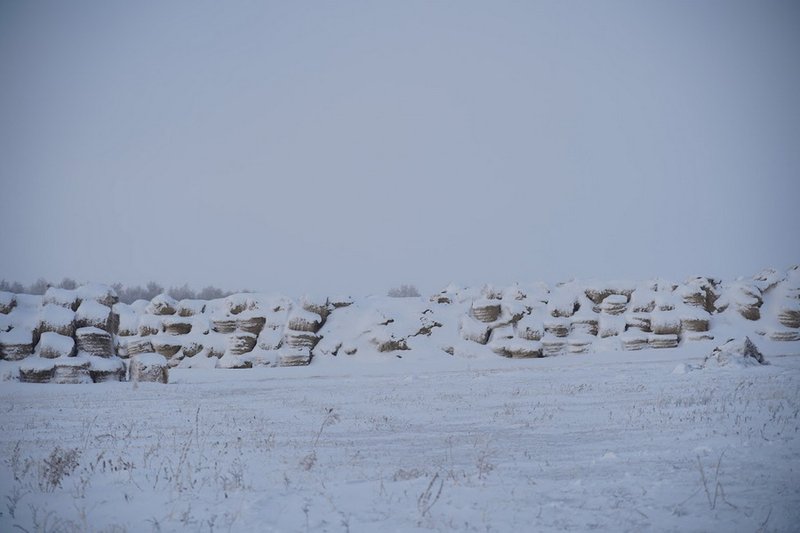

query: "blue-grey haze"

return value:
[1, 1, 798, 296]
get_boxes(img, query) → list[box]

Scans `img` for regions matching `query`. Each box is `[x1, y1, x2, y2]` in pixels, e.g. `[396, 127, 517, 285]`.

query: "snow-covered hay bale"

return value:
[181, 340, 204, 357]
[229, 332, 257, 355]
[237, 315, 266, 335]
[124, 337, 154, 357]
[680, 309, 711, 333]
[703, 337, 765, 368]
[151, 335, 183, 358]
[257, 327, 284, 350]
[43, 287, 79, 310]
[38, 304, 75, 337]
[678, 278, 717, 312]
[225, 294, 256, 315]
[567, 336, 593, 354]
[163, 316, 192, 336]
[329, 295, 354, 309]
[716, 283, 762, 321]
[88, 356, 126, 382]
[177, 299, 205, 317]
[19, 357, 56, 383]
[76, 283, 118, 307]
[777, 306, 800, 329]
[75, 327, 113, 356]
[114, 305, 139, 336]
[284, 331, 320, 350]
[147, 294, 178, 316]
[541, 337, 566, 356]
[0, 291, 15, 314]
[138, 315, 162, 336]
[767, 329, 800, 342]
[648, 334, 679, 349]
[621, 331, 649, 351]
[459, 316, 490, 344]
[598, 314, 625, 338]
[650, 311, 682, 335]
[543, 318, 570, 338]
[599, 294, 627, 315]
[36, 332, 75, 358]
[373, 336, 409, 353]
[301, 296, 331, 320]
[287, 309, 323, 333]
[547, 292, 579, 318]
[277, 348, 312, 367]
[625, 313, 652, 332]
[75, 300, 112, 332]
[515, 314, 543, 341]
[52, 357, 92, 384]
[491, 339, 543, 358]
[470, 299, 502, 323]
[570, 317, 598, 336]
[0, 328, 34, 360]
[211, 317, 237, 334]
[130, 353, 169, 383]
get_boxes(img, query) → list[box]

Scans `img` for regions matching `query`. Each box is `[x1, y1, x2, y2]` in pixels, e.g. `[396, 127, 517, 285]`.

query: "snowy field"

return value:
[1, 344, 799, 532]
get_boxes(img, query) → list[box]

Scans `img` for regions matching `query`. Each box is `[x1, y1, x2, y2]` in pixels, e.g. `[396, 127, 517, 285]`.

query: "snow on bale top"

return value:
[39, 304, 75, 328]
[36, 332, 75, 358]
[0, 291, 15, 313]
[224, 293, 258, 315]
[76, 283, 118, 307]
[75, 299, 111, 330]
[177, 299, 206, 317]
[702, 337, 766, 368]
[547, 287, 579, 318]
[43, 287, 78, 309]
[0, 327, 33, 345]
[147, 293, 178, 316]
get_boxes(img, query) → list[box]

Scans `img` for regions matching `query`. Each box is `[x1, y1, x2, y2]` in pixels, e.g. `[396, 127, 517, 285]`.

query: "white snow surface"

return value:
[1, 345, 799, 532]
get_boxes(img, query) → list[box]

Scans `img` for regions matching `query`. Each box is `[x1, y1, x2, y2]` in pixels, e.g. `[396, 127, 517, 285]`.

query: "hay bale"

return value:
[570, 317, 599, 336]
[130, 353, 169, 383]
[114, 305, 139, 336]
[229, 332, 257, 355]
[685, 333, 715, 342]
[147, 294, 178, 316]
[181, 341, 204, 358]
[373, 336, 409, 353]
[0, 291, 15, 314]
[76, 283, 118, 307]
[459, 316, 491, 344]
[150, 335, 183, 358]
[0, 328, 34, 360]
[36, 332, 75, 358]
[287, 309, 323, 333]
[541, 337, 566, 356]
[124, 337, 154, 357]
[703, 337, 765, 367]
[567, 336, 593, 354]
[777, 306, 800, 329]
[88, 355, 126, 382]
[598, 314, 625, 338]
[138, 315, 163, 336]
[163, 316, 192, 336]
[177, 299, 206, 317]
[329, 295, 354, 309]
[52, 357, 92, 384]
[225, 294, 256, 315]
[547, 292, 579, 318]
[237, 315, 266, 335]
[301, 296, 331, 320]
[650, 311, 682, 335]
[75, 300, 112, 332]
[491, 339, 543, 358]
[284, 331, 321, 350]
[19, 357, 56, 383]
[768, 329, 800, 342]
[515, 314, 543, 341]
[43, 287, 79, 310]
[257, 327, 284, 350]
[625, 313, 652, 333]
[277, 348, 312, 367]
[599, 294, 627, 315]
[543, 318, 570, 338]
[648, 334, 679, 349]
[680, 309, 711, 333]
[38, 304, 75, 337]
[471, 299, 502, 323]
[621, 331, 649, 351]
[211, 317, 237, 334]
[75, 327, 113, 356]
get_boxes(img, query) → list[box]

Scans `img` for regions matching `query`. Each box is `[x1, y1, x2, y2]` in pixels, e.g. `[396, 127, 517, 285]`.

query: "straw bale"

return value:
[237, 315, 266, 335]
[471, 299, 502, 323]
[19, 358, 55, 383]
[38, 304, 75, 337]
[130, 353, 169, 383]
[278, 348, 312, 367]
[287, 309, 323, 333]
[52, 358, 92, 384]
[648, 334, 679, 349]
[459, 316, 491, 344]
[151, 335, 183, 358]
[36, 332, 75, 358]
[147, 294, 178, 316]
[177, 299, 206, 317]
[163, 316, 192, 336]
[88, 356, 125, 382]
[491, 339, 543, 358]
[543, 318, 570, 338]
[43, 287, 79, 310]
[75, 327, 113, 356]
[541, 336, 566, 356]
[75, 300, 112, 332]
[621, 332, 649, 351]
[138, 315, 162, 336]
[284, 331, 321, 350]
[0, 328, 34, 360]
[211, 317, 237, 334]
[229, 332, 257, 355]
[0, 291, 15, 314]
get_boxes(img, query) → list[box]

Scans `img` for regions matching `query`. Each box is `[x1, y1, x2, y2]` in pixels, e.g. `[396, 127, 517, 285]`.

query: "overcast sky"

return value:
[1, 1, 798, 296]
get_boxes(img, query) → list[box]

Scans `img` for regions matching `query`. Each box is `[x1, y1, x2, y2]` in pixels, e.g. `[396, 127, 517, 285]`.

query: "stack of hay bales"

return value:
[0, 328, 34, 360]
[680, 308, 712, 340]
[280, 307, 326, 366]
[649, 310, 681, 348]
[0, 291, 15, 314]
[36, 332, 75, 358]
[38, 304, 75, 337]
[130, 353, 169, 383]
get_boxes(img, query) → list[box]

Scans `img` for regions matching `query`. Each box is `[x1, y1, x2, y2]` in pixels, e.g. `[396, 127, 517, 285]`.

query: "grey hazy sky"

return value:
[1, 1, 799, 296]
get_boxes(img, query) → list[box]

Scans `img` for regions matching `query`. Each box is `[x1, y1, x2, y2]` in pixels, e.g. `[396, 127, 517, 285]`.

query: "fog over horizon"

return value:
[1, 1, 799, 297]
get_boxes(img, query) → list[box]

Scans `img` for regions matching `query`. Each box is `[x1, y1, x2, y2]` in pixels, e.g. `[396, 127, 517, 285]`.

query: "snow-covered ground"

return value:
[1, 343, 799, 532]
